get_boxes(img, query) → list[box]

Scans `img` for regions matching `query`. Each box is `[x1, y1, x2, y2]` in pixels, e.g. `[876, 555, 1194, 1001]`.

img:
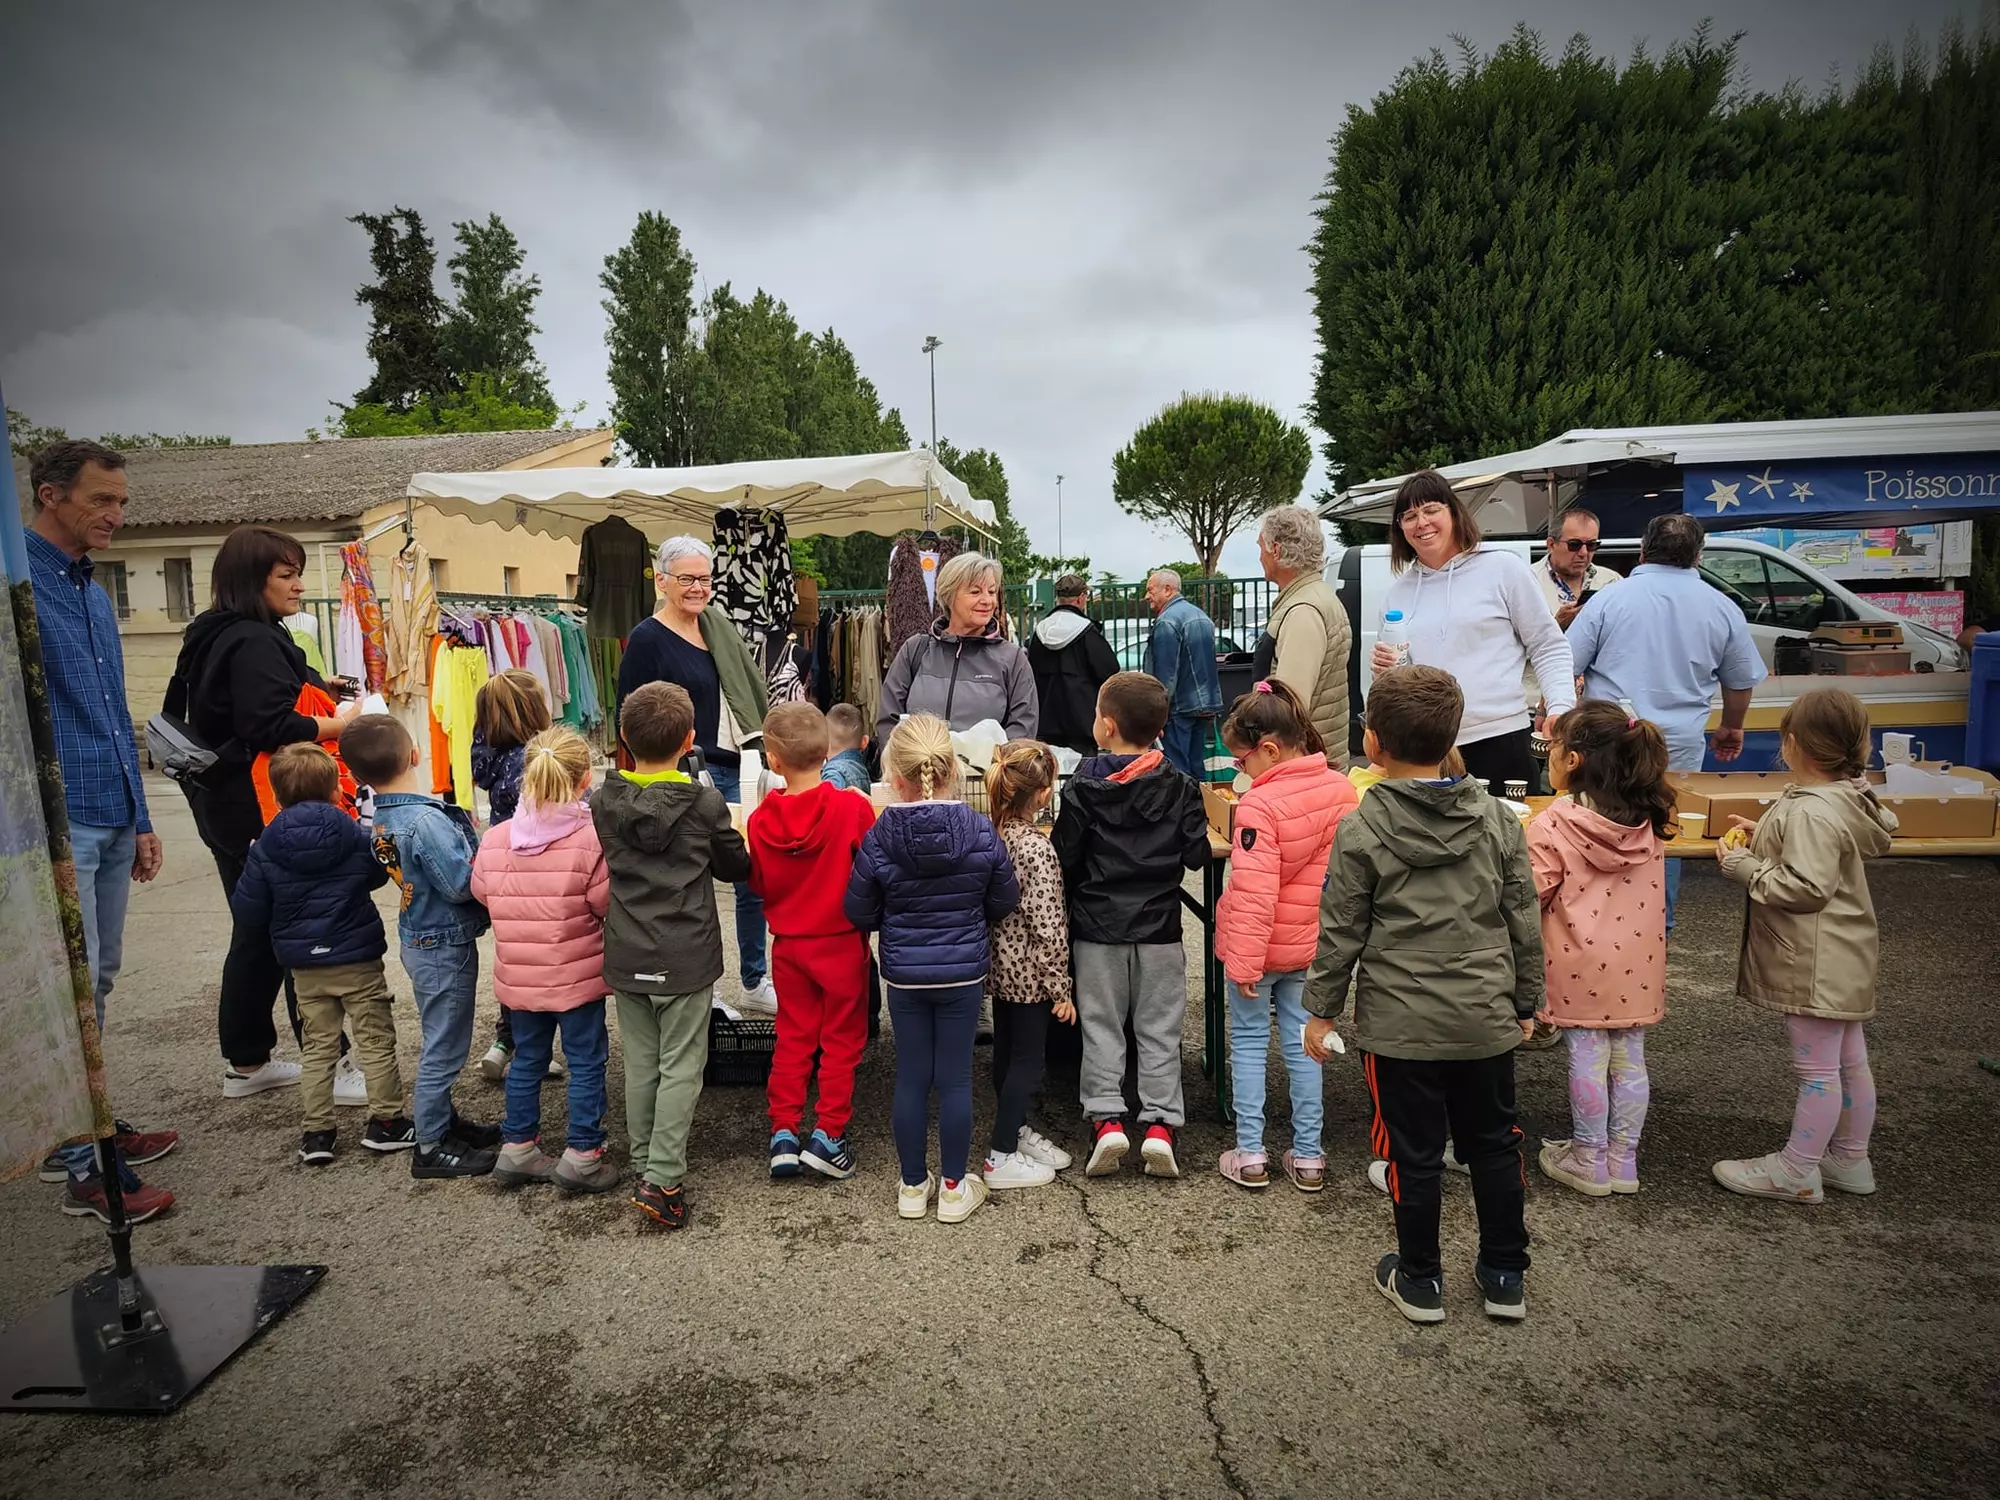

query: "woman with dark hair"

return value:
[170, 525, 361, 1097]
[1369, 470, 1575, 793]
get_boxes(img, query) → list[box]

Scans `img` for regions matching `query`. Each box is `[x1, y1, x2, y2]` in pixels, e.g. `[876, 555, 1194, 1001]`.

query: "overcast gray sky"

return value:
[0, 0, 1972, 576]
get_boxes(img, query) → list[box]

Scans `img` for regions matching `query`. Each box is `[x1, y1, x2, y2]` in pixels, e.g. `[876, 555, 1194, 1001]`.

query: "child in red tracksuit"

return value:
[748, 701, 878, 1182]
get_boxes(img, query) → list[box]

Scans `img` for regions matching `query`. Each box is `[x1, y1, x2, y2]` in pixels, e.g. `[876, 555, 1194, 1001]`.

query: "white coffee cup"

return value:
[1881, 732, 1925, 766]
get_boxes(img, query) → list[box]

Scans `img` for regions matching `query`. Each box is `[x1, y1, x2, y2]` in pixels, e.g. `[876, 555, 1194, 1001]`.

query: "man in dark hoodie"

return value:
[593, 681, 751, 1231]
[1027, 574, 1121, 756]
[1054, 671, 1210, 1181]
[1302, 665, 1541, 1327]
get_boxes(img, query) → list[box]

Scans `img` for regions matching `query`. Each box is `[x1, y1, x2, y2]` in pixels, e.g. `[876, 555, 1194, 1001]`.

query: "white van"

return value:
[1333, 535, 1964, 755]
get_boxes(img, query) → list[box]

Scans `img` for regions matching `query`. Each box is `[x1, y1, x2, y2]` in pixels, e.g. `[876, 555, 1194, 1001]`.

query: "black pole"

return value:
[93, 1135, 143, 1331]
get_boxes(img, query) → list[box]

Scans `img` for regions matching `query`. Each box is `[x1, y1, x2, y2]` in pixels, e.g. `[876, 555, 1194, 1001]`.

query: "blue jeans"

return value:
[1226, 970, 1323, 1158]
[1161, 715, 1208, 779]
[887, 981, 982, 1185]
[504, 1001, 609, 1152]
[62, 824, 137, 1178]
[403, 939, 480, 1147]
[1665, 858, 1682, 932]
[709, 764, 768, 986]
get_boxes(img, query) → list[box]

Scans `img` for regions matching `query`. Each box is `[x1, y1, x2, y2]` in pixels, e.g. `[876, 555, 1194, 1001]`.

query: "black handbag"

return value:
[147, 668, 221, 785]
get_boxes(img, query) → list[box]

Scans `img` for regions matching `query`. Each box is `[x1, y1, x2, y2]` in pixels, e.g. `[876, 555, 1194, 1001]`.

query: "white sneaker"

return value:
[898, 1174, 937, 1220]
[332, 1054, 368, 1107]
[1819, 1153, 1877, 1196]
[937, 1174, 989, 1223]
[477, 1043, 510, 1082]
[545, 1052, 566, 1080]
[1444, 1139, 1469, 1175]
[711, 988, 743, 1022]
[984, 1150, 1056, 1190]
[223, 1060, 302, 1098]
[1017, 1126, 1072, 1171]
[737, 978, 779, 1018]
[1367, 1158, 1390, 1195]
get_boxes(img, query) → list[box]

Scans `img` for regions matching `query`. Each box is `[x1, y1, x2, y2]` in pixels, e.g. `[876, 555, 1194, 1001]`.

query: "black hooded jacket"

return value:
[1027, 605, 1121, 754]
[171, 608, 325, 765]
[1052, 753, 1210, 945]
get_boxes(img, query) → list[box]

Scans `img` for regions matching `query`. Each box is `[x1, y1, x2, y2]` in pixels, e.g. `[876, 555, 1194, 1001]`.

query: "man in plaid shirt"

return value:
[27, 439, 179, 1224]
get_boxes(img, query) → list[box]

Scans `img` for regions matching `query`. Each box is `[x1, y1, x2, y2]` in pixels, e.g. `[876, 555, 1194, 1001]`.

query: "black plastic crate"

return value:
[705, 1012, 777, 1086]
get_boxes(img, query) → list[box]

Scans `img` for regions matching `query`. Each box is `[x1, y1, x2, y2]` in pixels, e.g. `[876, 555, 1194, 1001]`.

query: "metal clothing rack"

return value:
[436, 591, 578, 613]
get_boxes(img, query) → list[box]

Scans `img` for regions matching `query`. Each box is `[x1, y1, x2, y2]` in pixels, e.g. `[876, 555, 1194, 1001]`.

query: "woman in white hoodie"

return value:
[1370, 471, 1576, 793]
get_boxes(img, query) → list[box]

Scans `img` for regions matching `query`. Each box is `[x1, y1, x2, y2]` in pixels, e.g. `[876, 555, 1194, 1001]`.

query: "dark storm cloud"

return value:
[0, 0, 1977, 573]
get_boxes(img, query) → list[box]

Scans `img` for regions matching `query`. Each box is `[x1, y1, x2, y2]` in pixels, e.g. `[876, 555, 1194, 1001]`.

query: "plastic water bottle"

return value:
[1380, 610, 1413, 668]
[738, 748, 765, 816]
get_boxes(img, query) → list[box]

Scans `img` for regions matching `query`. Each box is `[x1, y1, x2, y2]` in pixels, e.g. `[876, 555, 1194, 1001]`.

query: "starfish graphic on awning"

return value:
[1706, 479, 1741, 512]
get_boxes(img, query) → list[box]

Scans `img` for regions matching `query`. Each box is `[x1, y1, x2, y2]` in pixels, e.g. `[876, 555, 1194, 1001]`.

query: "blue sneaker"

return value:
[801, 1129, 855, 1180]
[770, 1130, 802, 1179]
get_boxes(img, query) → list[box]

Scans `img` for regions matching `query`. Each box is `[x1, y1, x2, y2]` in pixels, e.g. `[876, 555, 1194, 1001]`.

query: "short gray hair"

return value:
[1257, 506, 1325, 573]
[1148, 568, 1182, 593]
[655, 535, 712, 575]
[936, 551, 1003, 618]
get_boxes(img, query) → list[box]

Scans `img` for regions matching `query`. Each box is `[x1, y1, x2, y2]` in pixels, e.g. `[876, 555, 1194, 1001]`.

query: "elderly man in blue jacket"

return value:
[1142, 569, 1223, 777]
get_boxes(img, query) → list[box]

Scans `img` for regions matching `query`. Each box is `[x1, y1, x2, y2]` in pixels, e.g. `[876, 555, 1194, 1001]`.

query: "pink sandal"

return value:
[1282, 1151, 1327, 1193]
[1218, 1149, 1270, 1189]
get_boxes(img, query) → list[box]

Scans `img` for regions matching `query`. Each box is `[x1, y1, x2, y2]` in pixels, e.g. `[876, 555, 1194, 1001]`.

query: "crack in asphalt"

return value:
[1060, 1172, 1250, 1499]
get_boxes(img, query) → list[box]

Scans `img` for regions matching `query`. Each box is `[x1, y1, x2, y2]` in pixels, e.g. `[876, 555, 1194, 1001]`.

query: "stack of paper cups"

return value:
[739, 748, 764, 816]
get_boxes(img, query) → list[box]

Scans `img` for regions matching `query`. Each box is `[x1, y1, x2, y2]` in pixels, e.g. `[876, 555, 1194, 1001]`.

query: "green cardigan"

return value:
[699, 605, 769, 742]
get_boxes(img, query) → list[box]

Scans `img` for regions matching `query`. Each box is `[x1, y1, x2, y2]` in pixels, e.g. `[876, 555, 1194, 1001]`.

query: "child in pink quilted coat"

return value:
[1527, 701, 1673, 1197]
[1215, 680, 1359, 1192]
[471, 727, 615, 1193]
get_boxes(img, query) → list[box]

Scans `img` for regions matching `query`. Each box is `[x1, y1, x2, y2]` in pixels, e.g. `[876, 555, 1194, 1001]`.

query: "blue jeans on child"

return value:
[503, 1001, 609, 1152]
[886, 981, 981, 1185]
[403, 938, 480, 1148]
[709, 764, 768, 987]
[1226, 970, 1323, 1158]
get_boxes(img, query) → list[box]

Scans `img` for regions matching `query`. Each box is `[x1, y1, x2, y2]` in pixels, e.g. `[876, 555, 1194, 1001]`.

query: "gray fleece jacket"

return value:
[876, 618, 1039, 744]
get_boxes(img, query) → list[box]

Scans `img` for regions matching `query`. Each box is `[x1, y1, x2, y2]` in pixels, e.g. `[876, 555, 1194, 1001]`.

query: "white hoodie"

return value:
[1379, 547, 1575, 744]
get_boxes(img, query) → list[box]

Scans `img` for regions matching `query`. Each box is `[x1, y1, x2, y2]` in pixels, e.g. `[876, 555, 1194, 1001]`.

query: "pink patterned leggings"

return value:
[1564, 1026, 1650, 1171]
[1779, 1015, 1876, 1175]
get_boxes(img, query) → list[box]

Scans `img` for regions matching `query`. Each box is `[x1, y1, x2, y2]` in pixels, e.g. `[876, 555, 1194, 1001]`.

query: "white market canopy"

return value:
[1322, 412, 2000, 532]
[406, 448, 999, 545]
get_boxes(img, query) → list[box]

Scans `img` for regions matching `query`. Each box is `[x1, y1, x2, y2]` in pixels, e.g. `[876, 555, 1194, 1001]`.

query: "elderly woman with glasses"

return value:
[876, 551, 1038, 745]
[614, 534, 775, 1012]
[1367, 470, 1575, 795]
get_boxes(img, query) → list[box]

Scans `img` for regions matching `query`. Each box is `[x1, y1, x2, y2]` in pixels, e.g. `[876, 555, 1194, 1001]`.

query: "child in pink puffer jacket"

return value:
[1215, 681, 1359, 1192]
[471, 727, 614, 1193]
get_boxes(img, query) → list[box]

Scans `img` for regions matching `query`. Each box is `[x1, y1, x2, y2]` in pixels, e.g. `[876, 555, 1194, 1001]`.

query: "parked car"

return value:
[1114, 630, 1250, 673]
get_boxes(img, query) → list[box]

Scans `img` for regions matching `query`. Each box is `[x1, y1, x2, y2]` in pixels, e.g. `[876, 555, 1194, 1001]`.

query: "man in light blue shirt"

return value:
[1566, 512, 1766, 928]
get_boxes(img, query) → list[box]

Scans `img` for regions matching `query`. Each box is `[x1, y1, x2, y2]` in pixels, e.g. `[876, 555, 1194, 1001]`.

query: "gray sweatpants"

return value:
[1074, 940, 1187, 1127]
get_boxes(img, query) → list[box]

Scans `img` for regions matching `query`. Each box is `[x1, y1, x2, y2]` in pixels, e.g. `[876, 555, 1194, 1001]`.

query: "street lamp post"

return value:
[922, 335, 941, 454]
[1056, 474, 1064, 559]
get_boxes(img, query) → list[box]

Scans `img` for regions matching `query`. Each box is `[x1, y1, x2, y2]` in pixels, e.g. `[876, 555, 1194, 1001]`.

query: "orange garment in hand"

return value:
[427, 633, 453, 797]
[251, 683, 360, 824]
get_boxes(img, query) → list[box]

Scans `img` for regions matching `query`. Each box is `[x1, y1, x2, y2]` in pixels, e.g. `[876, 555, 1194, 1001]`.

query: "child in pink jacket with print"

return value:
[471, 727, 615, 1194]
[1527, 701, 1674, 1197]
[1215, 681, 1359, 1192]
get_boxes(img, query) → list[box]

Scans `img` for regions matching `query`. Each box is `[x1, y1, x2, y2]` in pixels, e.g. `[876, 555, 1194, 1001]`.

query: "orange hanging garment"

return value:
[251, 683, 361, 824]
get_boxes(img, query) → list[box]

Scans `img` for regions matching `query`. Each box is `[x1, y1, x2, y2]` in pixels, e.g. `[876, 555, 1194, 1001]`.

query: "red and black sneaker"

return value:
[632, 1181, 688, 1229]
[1085, 1119, 1129, 1177]
[1141, 1123, 1180, 1179]
[61, 1172, 175, 1224]
[39, 1120, 178, 1183]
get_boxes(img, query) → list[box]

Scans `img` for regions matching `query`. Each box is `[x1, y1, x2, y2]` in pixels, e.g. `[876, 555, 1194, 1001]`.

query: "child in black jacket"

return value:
[1053, 672, 1209, 1180]
[232, 743, 410, 1165]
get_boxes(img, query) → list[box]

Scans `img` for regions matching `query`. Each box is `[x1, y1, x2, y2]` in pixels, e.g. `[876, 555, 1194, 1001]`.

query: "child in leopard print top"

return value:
[983, 741, 1077, 1190]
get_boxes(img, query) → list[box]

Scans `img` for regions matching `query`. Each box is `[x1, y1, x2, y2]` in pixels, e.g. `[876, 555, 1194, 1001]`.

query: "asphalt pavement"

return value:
[1, 775, 1996, 1499]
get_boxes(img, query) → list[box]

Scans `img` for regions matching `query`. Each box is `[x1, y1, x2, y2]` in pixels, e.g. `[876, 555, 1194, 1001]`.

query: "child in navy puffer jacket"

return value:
[232, 743, 410, 1166]
[844, 713, 1019, 1224]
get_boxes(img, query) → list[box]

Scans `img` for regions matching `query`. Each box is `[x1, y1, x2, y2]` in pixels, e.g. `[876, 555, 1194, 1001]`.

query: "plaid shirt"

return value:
[27, 531, 151, 834]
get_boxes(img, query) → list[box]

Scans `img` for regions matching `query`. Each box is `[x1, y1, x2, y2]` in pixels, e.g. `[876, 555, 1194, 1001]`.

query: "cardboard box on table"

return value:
[1667, 764, 2000, 841]
[1203, 784, 1239, 844]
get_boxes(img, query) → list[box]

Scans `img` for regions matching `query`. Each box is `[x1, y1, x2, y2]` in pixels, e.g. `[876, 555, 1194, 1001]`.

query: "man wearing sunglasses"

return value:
[1537, 508, 1622, 630]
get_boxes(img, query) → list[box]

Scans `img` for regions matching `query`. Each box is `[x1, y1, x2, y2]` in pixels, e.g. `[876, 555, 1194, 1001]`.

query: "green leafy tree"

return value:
[9, 409, 69, 456]
[439, 214, 554, 414]
[1112, 393, 1312, 574]
[601, 211, 703, 466]
[11, 409, 231, 455]
[327, 375, 580, 439]
[934, 438, 1033, 579]
[350, 208, 450, 414]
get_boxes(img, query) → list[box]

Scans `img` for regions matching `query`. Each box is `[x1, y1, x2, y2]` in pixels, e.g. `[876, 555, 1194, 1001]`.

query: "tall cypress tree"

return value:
[350, 208, 450, 413]
[439, 213, 554, 415]
[600, 211, 702, 466]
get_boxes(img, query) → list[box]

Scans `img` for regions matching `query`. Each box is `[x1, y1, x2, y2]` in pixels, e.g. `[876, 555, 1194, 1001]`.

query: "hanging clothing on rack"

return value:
[338, 543, 388, 691]
[761, 629, 812, 706]
[575, 514, 653, 641]
[284, 611, 327, 676]
[429, 633, 491, 812]
[383, 541, 438, 703]
[886, 533, 960, 660]
[713, 508, 797, 641]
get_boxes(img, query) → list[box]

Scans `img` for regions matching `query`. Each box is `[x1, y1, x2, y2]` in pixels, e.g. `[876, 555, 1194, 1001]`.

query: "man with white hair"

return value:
[1254, 506, 1351, 766]
[1143, 569, 1222, 777]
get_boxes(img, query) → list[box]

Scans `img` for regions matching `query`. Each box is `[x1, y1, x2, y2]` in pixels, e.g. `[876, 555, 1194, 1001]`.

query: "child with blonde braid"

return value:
[844, 714, 1020, 1223]
[1527, 700, 1673, 1196]
[1712, 688, 1895, 1203]
[470, 727, 615, 1193]
[981, 740, 1077, 1191]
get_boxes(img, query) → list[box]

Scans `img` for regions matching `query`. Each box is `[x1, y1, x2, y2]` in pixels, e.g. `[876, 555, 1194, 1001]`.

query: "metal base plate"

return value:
[0, 1263, 326, 1414]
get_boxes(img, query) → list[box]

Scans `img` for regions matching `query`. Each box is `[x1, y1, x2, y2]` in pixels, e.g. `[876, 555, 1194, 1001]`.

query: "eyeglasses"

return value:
[1397, 503, 1451, 527]
[667, 573, 712, 589]
[1560, 539, 1601, 553]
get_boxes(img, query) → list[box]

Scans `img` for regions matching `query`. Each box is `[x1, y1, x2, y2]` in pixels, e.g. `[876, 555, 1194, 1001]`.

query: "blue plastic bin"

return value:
[1968, 632, 2000, 773]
